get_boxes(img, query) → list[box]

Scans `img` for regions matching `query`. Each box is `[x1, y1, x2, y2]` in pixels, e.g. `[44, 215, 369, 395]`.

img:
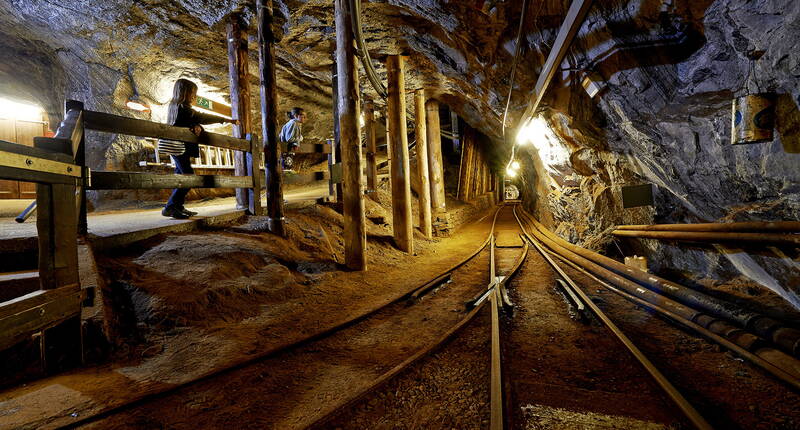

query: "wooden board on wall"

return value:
[0, 118, 46, 199]
[0, 119, 19, 199]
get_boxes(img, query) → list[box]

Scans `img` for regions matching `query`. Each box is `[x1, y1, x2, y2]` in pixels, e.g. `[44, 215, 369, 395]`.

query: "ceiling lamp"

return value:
[125, 65, 150, 113]
[511, 161, 520, 170]
[505, 166, 517, 177]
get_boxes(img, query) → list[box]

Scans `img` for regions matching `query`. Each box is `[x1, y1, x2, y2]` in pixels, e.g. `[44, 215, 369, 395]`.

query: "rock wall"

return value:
[1, 0, 798, 305]
[516, 0, 800, 308]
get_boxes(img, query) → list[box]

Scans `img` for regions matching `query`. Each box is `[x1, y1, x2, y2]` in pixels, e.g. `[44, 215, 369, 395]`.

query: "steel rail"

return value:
[615, 221, 800, 233]
[307, 204, 527, 429]
[55, 208, 506, 430]
[512, 206, 714, 430]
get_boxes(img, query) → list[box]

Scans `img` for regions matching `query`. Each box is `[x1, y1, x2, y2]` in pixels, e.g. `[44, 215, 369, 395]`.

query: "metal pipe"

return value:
[513, 209, 800, 384]
[616, 221, 800, 233]
[15, 201, 36, 223]
[530, 217, 800, 356]
[612, 229, 800, 246]
[545, 246, 800, 391]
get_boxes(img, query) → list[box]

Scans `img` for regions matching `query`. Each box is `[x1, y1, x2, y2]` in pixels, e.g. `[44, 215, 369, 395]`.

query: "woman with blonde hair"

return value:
[162, 78, 238, 219]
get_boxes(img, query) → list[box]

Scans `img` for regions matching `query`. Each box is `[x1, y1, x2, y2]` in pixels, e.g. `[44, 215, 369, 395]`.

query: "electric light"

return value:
[0, 97, 43, 122]
[126, 98, 150, 112]
[359, 112, 365, 128]
[511, 161, 520, 170]
[505, 167, 517, 177]
[516, 116, 552, 146]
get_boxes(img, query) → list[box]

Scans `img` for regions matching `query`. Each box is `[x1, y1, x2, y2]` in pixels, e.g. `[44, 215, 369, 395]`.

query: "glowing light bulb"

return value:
[511, 161, 520, 170]
[506, 167, 517, 177]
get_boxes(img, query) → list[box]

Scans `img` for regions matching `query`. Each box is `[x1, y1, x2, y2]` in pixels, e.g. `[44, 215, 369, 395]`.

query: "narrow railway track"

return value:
[62, 206, 515, 429]
[61, 204, 800, 429]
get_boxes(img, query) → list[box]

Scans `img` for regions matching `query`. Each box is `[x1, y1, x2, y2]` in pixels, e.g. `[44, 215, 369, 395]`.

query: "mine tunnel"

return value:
[1, 0, 799, 428]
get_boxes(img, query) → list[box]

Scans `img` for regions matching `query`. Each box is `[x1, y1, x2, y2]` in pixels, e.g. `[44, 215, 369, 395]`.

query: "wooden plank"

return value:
[17, 119, 46, 199]
[51, 182, 79, 288]
[284, 171, 329, 185]
[65, 101, 88, 235]
[386, 55, 413, 254]
[257, 0, 286, 237]
[36, 182, 56, 289]
[227, 13, 253, 211]
[89, 171, 253, 189]
[0, 271, 39, 303]
[337, 0, 367, 269]
[414, 89, 432, 239]
[0, 288, 82, 351]
[82, 110, 250, 152]
[0, 166, 78, 185]
[0, 140, 73, 163]
[0, 118, 19, 198]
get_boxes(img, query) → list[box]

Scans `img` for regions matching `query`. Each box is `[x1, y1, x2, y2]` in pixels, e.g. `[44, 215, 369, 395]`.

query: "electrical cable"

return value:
[349, 0, 387, 99]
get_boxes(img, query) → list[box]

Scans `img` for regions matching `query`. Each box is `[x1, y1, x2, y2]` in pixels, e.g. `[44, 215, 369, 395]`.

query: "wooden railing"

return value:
[0, 105, 85, 354]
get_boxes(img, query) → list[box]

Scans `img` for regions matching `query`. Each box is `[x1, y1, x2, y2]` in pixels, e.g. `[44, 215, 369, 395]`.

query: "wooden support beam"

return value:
[227, 12, 253, 211]
[386, 55, 413, 253]
[257, 0, 286, 236]
[364, 101, 378, 195]
[457, 134, 472, 201]
[89, 171, 254, 189]
[414, 90, 432, 239]
[331, 58, 343, 202]
[64, 101, 88, 235]
[425, 99, 446, 214]
[0, 287, 83, 351]
[83, 110, 250, 152]
[519, 0, 594, 122]
[336, 0, 367, 270]
[247, 133, 264, 215]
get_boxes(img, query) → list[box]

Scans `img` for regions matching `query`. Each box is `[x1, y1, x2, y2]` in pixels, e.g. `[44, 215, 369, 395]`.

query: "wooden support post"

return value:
[414, 90, 432, 239]
[257, 0, 285, 236]
[386, 55, 413, 253]
[227, 13, 253, 212]
[247, 133, 263, 215]
[65, 100, 87, 235]
[331, 59, 343, 202]
[425, 99, 446, 214]
[364, 101, 378, 196]
[335, 0, 367, 269]
[457, 135, 472, 201]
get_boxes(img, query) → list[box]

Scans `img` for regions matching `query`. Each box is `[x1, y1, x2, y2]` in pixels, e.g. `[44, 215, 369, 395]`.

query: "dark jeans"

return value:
[166, 153, 194, 209]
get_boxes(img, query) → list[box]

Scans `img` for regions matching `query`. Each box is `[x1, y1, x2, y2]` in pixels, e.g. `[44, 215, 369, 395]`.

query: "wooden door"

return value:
[0, 119, 19, 199]
[15, 120, 44, 199]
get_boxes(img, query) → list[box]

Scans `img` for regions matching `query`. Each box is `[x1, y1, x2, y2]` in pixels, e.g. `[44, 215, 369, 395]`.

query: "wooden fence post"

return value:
[336, 0, 367, 270]
[227, 13, 253, 212]
[364, 101, 378, 196]
[65, 100, 87, 235]
[414, 90, 432, 239]
[257, 0, 286, 236]
[386, 55, 413, 253]
[248, 133, 263, 215]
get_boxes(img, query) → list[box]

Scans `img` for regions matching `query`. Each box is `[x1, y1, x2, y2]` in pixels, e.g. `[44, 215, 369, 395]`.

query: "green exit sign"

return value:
[196, 96, 212, 110]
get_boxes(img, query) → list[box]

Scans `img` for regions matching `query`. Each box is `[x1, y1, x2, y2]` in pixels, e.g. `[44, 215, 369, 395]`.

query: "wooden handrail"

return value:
[83, 110, 251, 152]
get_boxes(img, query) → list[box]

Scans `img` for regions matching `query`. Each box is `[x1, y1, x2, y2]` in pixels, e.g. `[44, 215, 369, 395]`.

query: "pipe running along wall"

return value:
[512, 209, 800, 382]
[528, 217, 800, 356]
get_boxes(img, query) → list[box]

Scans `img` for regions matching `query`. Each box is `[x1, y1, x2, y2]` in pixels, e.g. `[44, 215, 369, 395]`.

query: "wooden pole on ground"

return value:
[425, 99, 446, 214]
[256, 0, 285, 236]
[364, 101, 378, 196]
[386, 55, 413, 253]
[335, 0, 367, 269]
[227, 13, 252, 211]
[414, 90, 432, 239]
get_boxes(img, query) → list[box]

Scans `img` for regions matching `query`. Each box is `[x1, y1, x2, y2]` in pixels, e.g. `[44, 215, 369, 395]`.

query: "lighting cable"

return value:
[502, 0, 531, 175]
